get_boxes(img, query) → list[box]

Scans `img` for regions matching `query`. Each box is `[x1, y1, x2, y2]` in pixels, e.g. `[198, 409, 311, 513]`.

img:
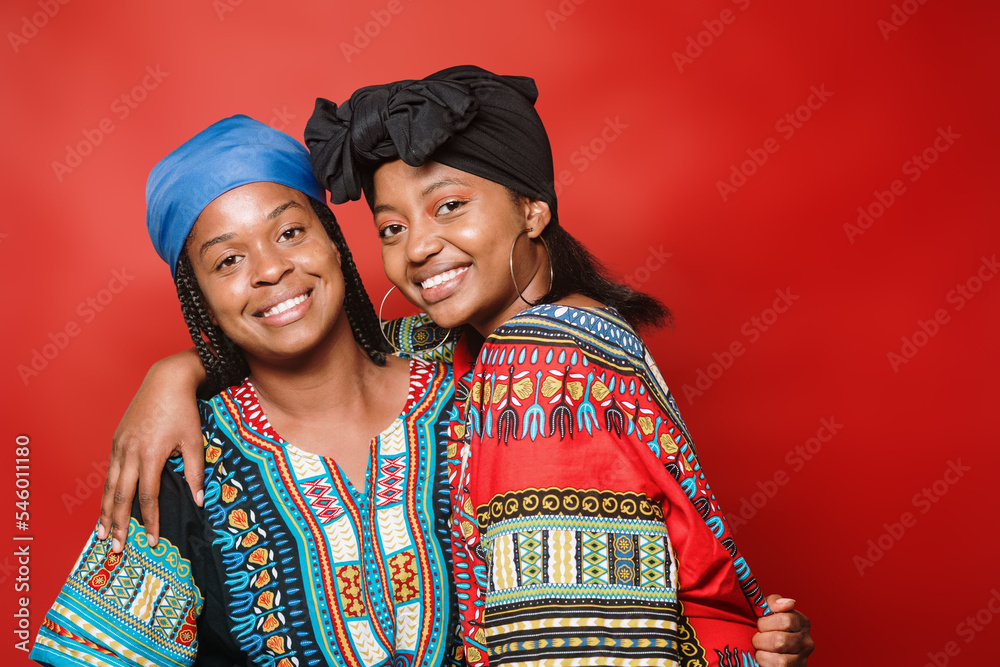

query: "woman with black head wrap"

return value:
[303, 65, 813, 667]
[101, 67, 814, 666]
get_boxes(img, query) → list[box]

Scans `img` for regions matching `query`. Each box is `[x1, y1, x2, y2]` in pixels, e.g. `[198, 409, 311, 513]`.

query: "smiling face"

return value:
[185, 182, 348, 364]
[372, 160, 552, 335]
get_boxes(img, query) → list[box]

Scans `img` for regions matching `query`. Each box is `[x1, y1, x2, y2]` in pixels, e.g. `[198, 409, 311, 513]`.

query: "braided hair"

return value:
[174, 196, 390, 399]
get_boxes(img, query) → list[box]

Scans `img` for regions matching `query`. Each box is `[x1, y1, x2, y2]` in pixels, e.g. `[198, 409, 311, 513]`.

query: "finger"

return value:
[755, 651, 801, 667]
[753, 627, 813, 655]
[111, 460, 140, 553]
[766, 593, 796, 613]
[756, 635, 815, 666]
[759, 609, 808, 634]
[180, 435, 206, 507]
[137, 461, 162, 548]
[754, 652, 788, 667]
[98, 458, 121, 541]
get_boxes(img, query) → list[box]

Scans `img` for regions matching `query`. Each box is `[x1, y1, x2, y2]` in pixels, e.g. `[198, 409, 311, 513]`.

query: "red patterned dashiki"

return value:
[447, 305, 769, 667]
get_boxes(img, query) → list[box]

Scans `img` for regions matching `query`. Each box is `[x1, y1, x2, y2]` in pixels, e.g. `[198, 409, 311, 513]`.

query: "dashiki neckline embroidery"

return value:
[33, 357, 458, 667]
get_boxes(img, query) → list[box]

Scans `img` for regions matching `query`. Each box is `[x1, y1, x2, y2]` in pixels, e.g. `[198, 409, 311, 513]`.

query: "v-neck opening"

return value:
[230, 357, 431, 500]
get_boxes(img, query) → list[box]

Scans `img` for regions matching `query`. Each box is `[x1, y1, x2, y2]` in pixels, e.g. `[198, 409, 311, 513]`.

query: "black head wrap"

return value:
[304, 65, 558, 222]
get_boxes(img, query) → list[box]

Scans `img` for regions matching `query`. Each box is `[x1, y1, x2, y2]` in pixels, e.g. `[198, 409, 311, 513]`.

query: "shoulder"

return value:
[484, 304, 647, 367]
[383, 313, 457, 364]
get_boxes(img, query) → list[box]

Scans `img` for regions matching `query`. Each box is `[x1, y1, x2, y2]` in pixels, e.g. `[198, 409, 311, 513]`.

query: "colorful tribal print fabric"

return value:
[448, 305, 768, 667]
[32, 358, 459, 667]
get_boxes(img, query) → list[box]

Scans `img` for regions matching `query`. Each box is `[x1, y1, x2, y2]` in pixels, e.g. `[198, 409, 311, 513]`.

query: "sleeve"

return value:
[30, 466, 208, 667]
[458, 309, 765, 667]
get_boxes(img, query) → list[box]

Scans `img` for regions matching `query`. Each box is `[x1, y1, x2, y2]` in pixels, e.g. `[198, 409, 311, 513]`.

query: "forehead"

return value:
[372, 160, 496, 202]
[192, 182, 311, 232]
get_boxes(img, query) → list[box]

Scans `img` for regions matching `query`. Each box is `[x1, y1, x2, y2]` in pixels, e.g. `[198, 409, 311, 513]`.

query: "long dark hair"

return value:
[174, 196, 390, 399]
[508, 191, 670, 331]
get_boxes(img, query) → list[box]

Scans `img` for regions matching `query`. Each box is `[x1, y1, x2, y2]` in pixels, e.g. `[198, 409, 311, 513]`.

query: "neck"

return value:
[471, 244, 552, 337]
[244, 322, 379, 419]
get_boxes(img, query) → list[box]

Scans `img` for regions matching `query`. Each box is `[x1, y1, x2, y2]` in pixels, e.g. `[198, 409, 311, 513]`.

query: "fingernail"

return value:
[777, 597, 795, 605]
[97, 525, 107, 540]
[112, 538, 121, 553]
[149, 535, 158, 547]
[196, 490, 204, 506]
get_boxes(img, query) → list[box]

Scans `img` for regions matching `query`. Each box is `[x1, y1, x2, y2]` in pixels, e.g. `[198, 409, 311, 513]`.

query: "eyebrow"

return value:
[199, 232, 235, 258]
[267, 200, 304, 220]
[198, 201, 305, 257]
[372, 178, 474, 217]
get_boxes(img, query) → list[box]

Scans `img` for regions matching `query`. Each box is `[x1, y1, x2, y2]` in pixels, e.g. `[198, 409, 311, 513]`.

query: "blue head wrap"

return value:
[146, 115, 325, 278]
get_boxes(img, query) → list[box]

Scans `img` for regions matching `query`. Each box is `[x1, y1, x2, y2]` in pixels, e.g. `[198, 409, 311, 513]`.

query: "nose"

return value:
[250, 242, 293, 286]
[405, 219, 444, 264]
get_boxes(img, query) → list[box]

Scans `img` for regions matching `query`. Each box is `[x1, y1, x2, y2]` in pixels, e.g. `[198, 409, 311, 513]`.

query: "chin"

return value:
[420, 305, 466, 331]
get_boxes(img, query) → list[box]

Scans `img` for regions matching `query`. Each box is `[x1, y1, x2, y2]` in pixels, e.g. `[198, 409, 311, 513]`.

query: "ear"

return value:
[523, 199, 552, 239]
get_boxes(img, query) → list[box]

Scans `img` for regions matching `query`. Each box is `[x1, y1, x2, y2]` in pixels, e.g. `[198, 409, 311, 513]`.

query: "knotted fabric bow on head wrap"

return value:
[146, 114, 325, 278]
[304, 64, 558, 222]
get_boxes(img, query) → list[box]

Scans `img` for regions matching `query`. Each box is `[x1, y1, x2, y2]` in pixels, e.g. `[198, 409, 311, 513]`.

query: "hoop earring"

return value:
[378, 285, 452, 355]
[509, 228, 554, 306]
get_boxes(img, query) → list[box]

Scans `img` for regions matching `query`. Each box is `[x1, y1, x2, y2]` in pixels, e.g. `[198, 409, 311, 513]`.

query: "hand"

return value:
[753, 594, 814, 666]
[98, 349, 207, 552]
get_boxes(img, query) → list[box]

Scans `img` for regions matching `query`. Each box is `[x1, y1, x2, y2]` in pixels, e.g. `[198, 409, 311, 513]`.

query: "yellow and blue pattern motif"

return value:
[31, 358, 459, 667]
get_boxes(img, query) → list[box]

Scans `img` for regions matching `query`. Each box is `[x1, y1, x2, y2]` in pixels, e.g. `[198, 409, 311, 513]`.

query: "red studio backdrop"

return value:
[2, 0, 998, 664]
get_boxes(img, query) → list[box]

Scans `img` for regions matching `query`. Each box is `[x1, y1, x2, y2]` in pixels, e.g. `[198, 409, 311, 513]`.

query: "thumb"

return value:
[765, 593, 796, 613]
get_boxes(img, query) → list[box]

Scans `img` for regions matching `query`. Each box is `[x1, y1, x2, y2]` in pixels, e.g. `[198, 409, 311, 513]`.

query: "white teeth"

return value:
[420, 266, 468, 290]
[261, 293, 308, 317]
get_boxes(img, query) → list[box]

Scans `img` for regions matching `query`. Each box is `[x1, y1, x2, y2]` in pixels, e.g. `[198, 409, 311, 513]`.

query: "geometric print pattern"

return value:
[32, 519, 201, 666]
[448, 304, 766, 667]
[480, 500, 682, 666]
[32, 358, 458, 667]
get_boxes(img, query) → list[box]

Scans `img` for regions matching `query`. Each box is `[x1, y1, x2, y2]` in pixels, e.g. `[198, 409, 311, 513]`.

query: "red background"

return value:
[3, 0, 999, 664]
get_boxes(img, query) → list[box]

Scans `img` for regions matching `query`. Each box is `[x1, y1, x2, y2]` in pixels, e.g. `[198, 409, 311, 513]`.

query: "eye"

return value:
[216, 254, 242, 270]
[279, 226, 304, 241]
[378, 222, 406, 239]
[435, 199, 467, 216]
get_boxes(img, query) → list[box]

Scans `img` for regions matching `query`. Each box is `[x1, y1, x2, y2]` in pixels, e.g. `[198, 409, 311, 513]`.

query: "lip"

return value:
[413, 264, 470, 304]
[253, 288, 313, 325]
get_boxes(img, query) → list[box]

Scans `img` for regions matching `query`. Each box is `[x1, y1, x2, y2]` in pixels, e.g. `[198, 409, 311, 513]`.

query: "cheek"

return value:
[381, 246, 408, 285]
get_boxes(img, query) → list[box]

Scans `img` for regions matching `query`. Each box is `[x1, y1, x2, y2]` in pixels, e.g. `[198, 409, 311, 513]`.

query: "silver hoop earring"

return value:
[509, 229, 554, 306]
[378, 286, 452, 355]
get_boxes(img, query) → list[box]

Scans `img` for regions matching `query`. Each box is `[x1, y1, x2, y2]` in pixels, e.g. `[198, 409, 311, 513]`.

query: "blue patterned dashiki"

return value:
[31, 357, 459, 667]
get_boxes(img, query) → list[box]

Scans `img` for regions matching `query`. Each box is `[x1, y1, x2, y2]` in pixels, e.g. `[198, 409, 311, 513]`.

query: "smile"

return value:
[420, 266, 469, 290]
[258, 291, 311, 318]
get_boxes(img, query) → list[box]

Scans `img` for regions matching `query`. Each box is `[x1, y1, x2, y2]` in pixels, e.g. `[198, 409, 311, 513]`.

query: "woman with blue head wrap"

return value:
[31, 116, 460, 667]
